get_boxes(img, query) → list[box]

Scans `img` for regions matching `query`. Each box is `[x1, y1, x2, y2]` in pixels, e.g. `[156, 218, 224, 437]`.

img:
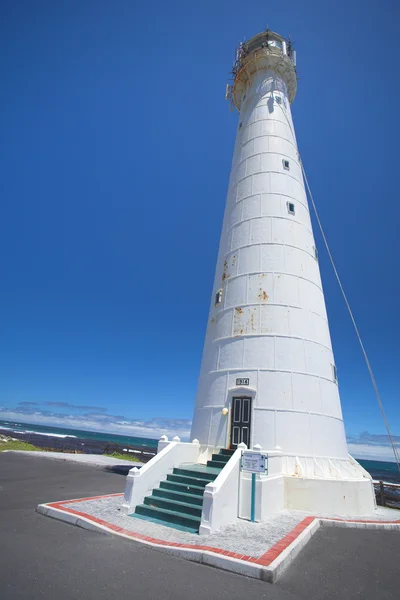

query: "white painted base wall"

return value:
[197, 446, 377, 533]
[284, 476, 376, 515]
[239, 473, 285, 521]
[238, 474, 376, 521]
[122, 440, 376, 534]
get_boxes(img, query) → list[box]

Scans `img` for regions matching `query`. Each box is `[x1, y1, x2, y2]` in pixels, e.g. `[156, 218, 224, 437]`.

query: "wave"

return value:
[19, 430, 77, 439]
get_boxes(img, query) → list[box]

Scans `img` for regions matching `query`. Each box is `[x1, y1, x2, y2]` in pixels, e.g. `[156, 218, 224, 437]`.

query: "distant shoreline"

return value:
[1, 422, 399, 483]
[0, 427, 157, 463]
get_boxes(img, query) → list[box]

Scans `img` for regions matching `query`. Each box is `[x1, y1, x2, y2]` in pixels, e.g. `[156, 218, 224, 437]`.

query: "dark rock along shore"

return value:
[0, 428, 156, 462]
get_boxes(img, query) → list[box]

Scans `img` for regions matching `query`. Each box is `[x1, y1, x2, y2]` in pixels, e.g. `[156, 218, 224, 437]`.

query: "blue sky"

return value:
[0, 0, 399, 459]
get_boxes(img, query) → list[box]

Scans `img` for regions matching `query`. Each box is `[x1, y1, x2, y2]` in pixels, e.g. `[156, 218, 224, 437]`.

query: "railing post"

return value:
[379, 480, 386, 506]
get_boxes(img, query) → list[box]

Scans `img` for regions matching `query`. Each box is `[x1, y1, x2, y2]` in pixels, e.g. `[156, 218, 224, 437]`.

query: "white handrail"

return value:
[199, 448, 242, 535]
[123, 440, 200, 509]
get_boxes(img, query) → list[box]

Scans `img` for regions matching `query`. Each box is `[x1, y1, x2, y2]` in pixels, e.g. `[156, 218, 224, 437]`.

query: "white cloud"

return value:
[347, 431, 400, 463]
[348, 443, 399, 463]
[0, 408, 191, 441]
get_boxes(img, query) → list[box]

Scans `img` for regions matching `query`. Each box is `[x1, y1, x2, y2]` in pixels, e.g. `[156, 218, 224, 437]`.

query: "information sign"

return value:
[241, 452, 267, 473]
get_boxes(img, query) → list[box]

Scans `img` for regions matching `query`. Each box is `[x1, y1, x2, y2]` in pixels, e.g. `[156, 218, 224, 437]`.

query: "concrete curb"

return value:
[37, 503, 272, 580]
[36, 500, 400, 583]
[268, 517, 321, 582]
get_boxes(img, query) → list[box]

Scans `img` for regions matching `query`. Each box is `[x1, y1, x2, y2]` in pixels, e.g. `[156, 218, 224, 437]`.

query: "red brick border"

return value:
[44, 495, 400, 568]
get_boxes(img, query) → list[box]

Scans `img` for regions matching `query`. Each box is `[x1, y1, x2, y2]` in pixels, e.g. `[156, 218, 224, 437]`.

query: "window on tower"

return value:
[313, 245, 319, 260]
[283, 159, 290, 170]
[332, 364, 338, 383]
[287, 202, 295, 215]
[215, 289, 223, 306]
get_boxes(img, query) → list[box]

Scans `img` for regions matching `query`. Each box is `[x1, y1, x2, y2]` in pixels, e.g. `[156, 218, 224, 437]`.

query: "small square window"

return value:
[332, 364, 338, 383]
[283, 159, 290, 170]
[215, 289, 223, 306]
[313, 245, 319, 260]
[287, 202, 295, 215]
[275, 96, 282, 104]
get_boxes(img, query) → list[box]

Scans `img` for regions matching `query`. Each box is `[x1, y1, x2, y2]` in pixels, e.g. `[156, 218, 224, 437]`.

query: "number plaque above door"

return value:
[236, 378, 249, 386]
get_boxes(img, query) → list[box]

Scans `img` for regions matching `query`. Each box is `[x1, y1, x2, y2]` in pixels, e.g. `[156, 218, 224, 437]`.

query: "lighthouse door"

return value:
[230, 397, 252, 449]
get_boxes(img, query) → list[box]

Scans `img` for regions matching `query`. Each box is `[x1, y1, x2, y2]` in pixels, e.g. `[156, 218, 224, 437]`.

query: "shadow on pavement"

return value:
[103, 464, 139, 476]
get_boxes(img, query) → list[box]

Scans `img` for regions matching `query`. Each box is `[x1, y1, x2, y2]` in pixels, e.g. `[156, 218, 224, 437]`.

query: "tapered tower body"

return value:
[124, 29, 375, 524]
[191, 31, 348, 460]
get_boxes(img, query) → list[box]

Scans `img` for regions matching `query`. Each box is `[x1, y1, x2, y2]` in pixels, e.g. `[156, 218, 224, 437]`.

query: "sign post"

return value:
[250, 473, 256, 522]
[241, 452, 267, 523]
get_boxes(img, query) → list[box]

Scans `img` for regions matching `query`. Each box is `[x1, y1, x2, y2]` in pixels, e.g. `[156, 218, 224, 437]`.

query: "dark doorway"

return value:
[229, 396, 252, 449]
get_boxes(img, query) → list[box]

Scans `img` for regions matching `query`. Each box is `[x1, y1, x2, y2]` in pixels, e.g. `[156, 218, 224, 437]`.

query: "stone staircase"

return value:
[131, 448, 234, 533]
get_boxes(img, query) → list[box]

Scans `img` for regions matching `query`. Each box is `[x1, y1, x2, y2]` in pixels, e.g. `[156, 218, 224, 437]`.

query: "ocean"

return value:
[0, 419, 158, 449]
[1, 419, 399, 484]
[357, 459, 400, 484]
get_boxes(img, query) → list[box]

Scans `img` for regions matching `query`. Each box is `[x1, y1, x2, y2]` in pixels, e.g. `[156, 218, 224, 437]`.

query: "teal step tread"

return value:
[211, 454, 230, 462]
[173, 467, 219, 480]
[144, 496, 202, 517]
[167, 471, 210, 483]
[130, 512, 199, 534]
[134, 504, 201, 529]
[153, 488, 203, 506]
[219, 449, 235, 456]
[159, 480, 205, 496]
[207, 460, 225, 469]
[180, 464, 222, 475]
[167, 473, 211, 487]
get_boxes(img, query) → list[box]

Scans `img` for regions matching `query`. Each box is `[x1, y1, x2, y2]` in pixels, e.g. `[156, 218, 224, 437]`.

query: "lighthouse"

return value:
[124, 29, 375, 528]
[189, 29, 375, 514]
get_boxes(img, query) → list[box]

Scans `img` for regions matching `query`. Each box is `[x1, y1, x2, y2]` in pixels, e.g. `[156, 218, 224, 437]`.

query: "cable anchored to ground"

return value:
[275, 98, 400, 473]
[301, 162, 400, 474]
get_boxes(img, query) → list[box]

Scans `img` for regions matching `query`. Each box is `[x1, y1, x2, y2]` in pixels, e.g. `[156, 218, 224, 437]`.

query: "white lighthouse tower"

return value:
[124, 29, 376, 528]
[190, 29, 375, 514]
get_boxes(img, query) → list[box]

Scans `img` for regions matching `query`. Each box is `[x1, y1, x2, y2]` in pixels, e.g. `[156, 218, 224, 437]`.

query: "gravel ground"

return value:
[63, 494, 307, 556]
[6, 450, 143, 468]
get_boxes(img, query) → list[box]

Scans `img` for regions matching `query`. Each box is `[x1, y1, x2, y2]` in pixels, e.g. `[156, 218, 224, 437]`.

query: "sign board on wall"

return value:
[236, 378, 249, 386]
[241, 452, 267, 473]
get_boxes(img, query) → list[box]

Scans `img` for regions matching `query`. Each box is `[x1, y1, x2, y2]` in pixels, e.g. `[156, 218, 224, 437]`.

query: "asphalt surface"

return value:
[0, 453, 399, 600]
[278, 526, 400, 599]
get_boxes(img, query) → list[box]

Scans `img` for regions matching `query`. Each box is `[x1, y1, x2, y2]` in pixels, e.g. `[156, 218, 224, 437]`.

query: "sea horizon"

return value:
[1, 418, 399, 483]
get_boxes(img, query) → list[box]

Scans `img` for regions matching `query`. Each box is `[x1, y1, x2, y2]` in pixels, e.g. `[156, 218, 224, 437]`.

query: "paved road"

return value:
[279, 526, 400, 599]
[0, 453, 399, 600]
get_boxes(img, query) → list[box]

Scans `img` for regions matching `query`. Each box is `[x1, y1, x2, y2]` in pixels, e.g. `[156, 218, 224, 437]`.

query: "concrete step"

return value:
[134, 504, 200, 532]
[211, 453, 231, 463]
[159, 480, 205, 496]
[166, 473, 210, 488]
[173, 465, 220, 481]
[206, 460, 226, 469]
[152, 487, 203, 506]
[144, 495, 202, 517]
[219, 448, 235, 456]
[131, 512, 199, 534]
